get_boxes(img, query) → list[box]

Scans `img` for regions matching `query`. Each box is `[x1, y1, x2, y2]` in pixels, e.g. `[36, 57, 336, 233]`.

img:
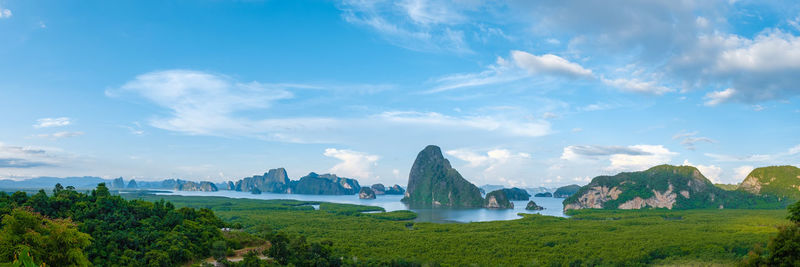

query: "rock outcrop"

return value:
[215, 181, 235, 190]
[359, 187, 376, 199]
[402, 145, 484, 208]
[502, 187, 531, 201]
[111, 177, 125, 188]
[291, 172, 361, 195]
[371, 184, 386, 195]
[738, 165, 800, 200]
[235, 168, 291, 194]
[553, 184, 580, 198]
[385, 184, 405, 195]
[525, 201, 544, 210]
[175, 180, 218, 192]
[484, 189, 513, 209]
[126, 180, 138, 189]
[534, 192, 553, 197]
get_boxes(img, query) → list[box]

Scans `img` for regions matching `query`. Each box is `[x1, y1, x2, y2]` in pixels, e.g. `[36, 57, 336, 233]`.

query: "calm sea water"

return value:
[158, 190, 566, 223]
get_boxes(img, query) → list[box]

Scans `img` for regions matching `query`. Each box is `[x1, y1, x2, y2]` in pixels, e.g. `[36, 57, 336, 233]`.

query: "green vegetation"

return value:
[0, 183, 226, 266]
[715, 183, 739, 191]
[133, 194, 791, 266]
[565, 165, 789, 210]
[742, 200, 800, 266]
[739, 165, 800, 200]
[0, 208, 91, 266]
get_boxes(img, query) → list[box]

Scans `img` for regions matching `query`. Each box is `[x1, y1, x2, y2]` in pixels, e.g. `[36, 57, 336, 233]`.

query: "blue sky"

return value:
[1, 0, 799, 187]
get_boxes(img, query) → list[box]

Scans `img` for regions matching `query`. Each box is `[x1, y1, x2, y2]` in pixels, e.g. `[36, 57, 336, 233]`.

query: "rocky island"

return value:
[526, 201, 544, 210]
[359, 187, 376, 199]
[484, 189, 514, 209]
[402, 145, 484, 208]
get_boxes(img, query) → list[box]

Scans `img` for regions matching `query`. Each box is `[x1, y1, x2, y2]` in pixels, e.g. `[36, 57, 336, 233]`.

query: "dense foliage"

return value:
[136, 194, 790, 266]
[0, 184, 225, 266]
[0, 208, 91, 266]
[742, 200, 800, 266]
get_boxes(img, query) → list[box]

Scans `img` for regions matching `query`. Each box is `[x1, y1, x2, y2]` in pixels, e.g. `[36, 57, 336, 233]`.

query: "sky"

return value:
[1, 0, 799, 188]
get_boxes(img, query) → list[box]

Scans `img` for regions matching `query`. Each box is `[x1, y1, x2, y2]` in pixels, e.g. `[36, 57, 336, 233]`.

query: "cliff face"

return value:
[401, 145, 484, 208]
[235, 168, 291, 194]
[738, 166, 800, 200]
[484, 189, 513, 209]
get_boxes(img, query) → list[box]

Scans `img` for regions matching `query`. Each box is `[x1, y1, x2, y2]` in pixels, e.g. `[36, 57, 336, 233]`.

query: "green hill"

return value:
[564, 165, 786, 211]
[738, 165, 800, 200]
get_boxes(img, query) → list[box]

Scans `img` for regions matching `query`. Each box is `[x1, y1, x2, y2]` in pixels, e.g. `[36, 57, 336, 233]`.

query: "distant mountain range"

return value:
[0, 176, 219, 192]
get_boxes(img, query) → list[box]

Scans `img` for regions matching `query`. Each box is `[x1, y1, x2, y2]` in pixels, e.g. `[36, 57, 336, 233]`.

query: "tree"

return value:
[0, 208, 91, 266]
[743, 200, 800, 266]
[788, 200, 800, 223]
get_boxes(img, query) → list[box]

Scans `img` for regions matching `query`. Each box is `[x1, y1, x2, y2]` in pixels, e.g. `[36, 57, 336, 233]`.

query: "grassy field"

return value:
[128, 194, 790, 266]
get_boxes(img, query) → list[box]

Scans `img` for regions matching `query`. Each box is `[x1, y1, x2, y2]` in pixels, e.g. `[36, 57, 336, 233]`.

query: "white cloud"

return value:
[601, 77, 673, 95]
[562, 144, 677, 172]
[397, 0, 465, 25]
[511, 50, 593, 78]
[608, 145, 677, 171]
[0, 7, 11, 19]
[377, 111, 551, 137]
[733, 165, 754, 182]
[426, 56, 524, 93]
[323, 148, 380, 180]
[674, 30, 800, 104]
[427, 50, 674, 96]
[0, 143, 57, 168]
[338, 0, 472, 53]
[446, 148, 530, 170]
[447, 148, 532, 186]
[682, 159, 722, 183]
[542, 112, 558, 119]
[36, 131, 85, 140]
[34, 117, 71, 128]
[704, 88, 736, 106]
[392, 169, 401, 179]
[426, 50, 592, 93]
[109, 70, 342, 142]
